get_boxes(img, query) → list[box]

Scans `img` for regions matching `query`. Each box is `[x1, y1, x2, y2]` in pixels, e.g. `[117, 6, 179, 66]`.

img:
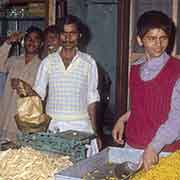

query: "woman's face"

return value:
[137, 28, 169, 59]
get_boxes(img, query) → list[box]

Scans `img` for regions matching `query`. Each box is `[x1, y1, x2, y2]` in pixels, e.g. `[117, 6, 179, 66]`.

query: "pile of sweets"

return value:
[131, 150, 180, 180]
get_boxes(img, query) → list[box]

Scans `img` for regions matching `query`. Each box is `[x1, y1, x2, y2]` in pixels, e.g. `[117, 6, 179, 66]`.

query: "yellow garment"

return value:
[131, 150, 180, 180]
[0, 42, 41, 140]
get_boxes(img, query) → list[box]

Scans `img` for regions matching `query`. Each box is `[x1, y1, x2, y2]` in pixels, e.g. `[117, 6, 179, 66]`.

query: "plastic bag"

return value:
[13, 79, 51, 133]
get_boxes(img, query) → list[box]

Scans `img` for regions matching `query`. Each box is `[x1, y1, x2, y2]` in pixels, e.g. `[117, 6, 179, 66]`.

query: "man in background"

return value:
[0, 26, 43, 141]
[41, 25, 60, 59]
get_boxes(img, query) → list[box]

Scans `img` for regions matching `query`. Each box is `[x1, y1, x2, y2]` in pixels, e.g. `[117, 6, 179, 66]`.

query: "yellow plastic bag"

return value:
[15, 96, 51, 133]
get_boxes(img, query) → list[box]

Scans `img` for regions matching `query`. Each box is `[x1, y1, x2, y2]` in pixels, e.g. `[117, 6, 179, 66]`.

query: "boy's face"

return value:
[46, 32, 60, 50]
[137, 28, 169, 59]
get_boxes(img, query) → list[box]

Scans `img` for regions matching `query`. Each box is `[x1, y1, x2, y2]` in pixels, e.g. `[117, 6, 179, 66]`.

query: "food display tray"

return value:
[55, 147, 169, 180]
[16, 130, 96, 162]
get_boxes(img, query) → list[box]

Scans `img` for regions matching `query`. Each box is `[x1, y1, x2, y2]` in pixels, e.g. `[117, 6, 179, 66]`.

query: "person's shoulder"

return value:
[170, 56, 180, 62]
[78, 51, 96, 65]
[40, 55, 52, 67]
[41, 52, 58, 63]
[168, 57, 180, 76]
[45, 52, 58, 59]
[131, 57, 145, 67]
[169, 56, 180, 67]
[8, 54, 24, 64]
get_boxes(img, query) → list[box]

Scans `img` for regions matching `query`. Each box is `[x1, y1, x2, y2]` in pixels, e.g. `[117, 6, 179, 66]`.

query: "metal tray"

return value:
[55, 147, 169, 180]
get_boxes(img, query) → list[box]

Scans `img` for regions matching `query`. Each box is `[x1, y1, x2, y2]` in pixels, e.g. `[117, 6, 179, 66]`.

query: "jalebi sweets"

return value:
[131, 150, 180, 180]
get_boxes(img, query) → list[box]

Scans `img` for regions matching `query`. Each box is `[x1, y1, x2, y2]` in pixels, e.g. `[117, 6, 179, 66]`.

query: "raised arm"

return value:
[0, 32, 22, 72]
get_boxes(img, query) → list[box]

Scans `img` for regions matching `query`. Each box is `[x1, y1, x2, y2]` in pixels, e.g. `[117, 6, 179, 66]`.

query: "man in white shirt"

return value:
[34, 15, 100, 156]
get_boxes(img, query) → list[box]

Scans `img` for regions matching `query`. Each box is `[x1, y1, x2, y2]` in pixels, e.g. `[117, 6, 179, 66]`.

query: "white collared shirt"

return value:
[34, 47, 100, 120]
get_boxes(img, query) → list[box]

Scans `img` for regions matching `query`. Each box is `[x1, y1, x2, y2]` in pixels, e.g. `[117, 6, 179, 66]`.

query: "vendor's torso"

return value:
[46, 53, 90, 120]
[126, 58, 180, 151]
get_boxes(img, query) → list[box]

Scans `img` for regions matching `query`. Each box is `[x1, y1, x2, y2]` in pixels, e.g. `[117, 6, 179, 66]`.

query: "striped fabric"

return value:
[34, 48, 100, 121]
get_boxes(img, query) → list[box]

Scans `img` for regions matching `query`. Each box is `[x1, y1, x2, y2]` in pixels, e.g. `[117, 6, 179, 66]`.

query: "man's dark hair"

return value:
[57, 15, 92, 50]
[57, 14, 83, 34]
[43, 25, 59, 39]
[24, 26, 43, 42]
[137, 10, 173, 39]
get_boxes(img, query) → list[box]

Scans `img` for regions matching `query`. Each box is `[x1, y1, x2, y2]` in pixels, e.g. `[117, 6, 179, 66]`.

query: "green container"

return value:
[16, 130, 96, 162]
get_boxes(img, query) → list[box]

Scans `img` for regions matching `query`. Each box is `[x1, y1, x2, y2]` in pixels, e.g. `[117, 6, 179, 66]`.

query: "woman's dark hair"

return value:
[137, 10, 174, 39]
[24, 26, 43, 42]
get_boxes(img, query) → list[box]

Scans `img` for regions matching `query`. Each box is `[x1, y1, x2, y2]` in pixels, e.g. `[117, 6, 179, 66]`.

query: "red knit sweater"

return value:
[126, 57, 180, 152]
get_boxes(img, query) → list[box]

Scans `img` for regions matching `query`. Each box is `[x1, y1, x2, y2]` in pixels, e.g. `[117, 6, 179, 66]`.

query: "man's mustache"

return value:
[61, 41, 75, 43]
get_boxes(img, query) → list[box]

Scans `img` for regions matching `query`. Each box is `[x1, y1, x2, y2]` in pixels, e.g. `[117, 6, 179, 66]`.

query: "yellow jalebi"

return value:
[131, 150, 180, 180]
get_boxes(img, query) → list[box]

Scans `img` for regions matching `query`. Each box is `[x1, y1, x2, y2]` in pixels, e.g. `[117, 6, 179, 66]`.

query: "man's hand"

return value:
[112, 118, 125, 145]
[6, 32, 23, 45]
[112, 111, 130, 145]
[142, 144, 159, 171]
[11, 78, 38, 97]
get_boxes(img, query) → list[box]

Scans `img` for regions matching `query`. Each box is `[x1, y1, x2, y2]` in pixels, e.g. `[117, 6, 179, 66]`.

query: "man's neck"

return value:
[60, 48, 77, 61]
[60, 48, 77, 69]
